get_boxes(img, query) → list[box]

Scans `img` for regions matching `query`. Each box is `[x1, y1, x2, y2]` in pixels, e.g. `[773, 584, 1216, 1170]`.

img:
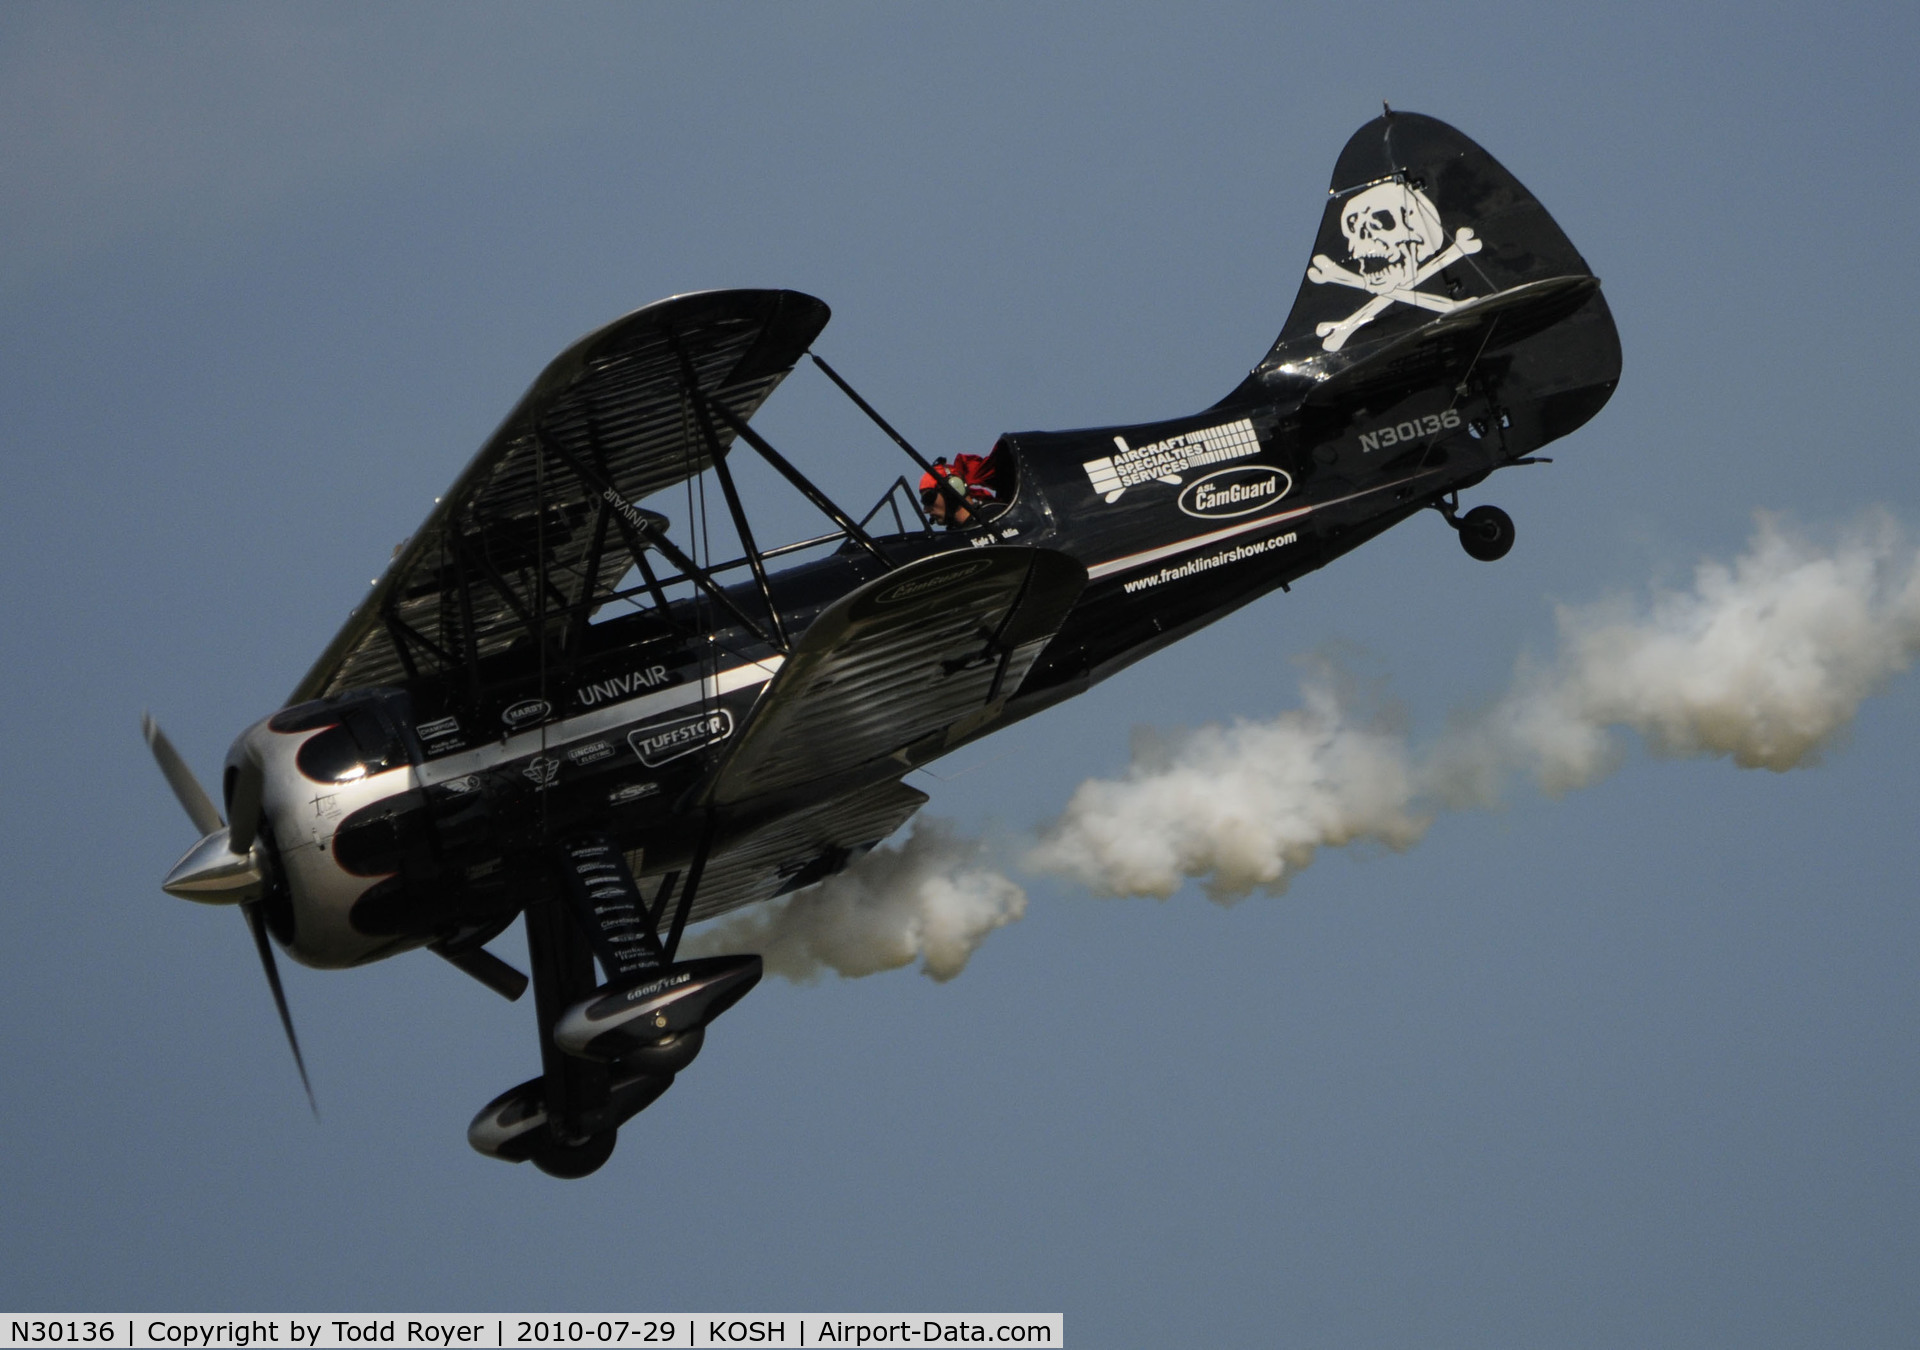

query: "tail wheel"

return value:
[531, 1129, 617, 1179]
[1458, 505, 1515, 562]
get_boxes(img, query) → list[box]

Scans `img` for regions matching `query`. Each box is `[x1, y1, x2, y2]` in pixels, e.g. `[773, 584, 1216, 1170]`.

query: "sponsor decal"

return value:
[440, 774, 480, 795]
[627, 708, 734, 767]
[608, 780, 661, 806]
[501, 698, 551, 729]
[416, 714, 460, 740]
[1081, 418, 1261, 504]
[873, 558, 997, 606]
[566, 739, 615, 766]
[622, 971, 694, 1004]
[1121, 531, 1298, 594]
[1306, 181, 1486, 351]
[1178, 465, 1293, 519]
[575, 664, 676, 708]
[600, 486, 659, 540]
[1087, 463, 1449, 583]
[1358, 408, 1461, 453]
[307, 791, 343, 849]
[522, 756, 560, 786]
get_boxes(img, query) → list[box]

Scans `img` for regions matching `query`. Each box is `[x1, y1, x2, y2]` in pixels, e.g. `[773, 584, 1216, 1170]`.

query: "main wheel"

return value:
[1457, 505, 1515, 562]
[531, 1129, 617, 1179]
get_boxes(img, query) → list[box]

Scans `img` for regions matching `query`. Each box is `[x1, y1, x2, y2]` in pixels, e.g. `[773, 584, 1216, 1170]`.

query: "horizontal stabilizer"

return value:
[1301, 274, 1602, 408]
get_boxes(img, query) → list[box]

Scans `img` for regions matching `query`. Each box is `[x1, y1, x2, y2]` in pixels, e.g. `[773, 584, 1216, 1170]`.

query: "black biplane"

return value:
[148, 112, 1619, 1177]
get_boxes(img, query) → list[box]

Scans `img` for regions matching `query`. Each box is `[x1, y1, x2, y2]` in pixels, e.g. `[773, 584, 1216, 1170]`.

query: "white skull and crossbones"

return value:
[1305, 182, 1483, 351]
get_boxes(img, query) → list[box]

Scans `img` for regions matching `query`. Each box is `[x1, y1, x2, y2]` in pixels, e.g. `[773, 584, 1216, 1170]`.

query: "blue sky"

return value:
[3, 4, 1918, 1345]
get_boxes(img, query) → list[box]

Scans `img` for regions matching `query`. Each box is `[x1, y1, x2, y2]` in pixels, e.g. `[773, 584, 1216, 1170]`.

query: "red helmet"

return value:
[919, 454, 996, 508]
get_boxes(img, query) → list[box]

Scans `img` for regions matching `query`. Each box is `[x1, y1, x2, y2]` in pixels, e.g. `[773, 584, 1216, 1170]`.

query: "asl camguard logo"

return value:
[1177, 466, 1292, 519]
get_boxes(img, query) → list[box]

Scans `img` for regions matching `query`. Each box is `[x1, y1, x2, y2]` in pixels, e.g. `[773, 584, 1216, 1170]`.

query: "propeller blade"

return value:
[142, 713, 223, 837]
[241, 899, 319, 1119]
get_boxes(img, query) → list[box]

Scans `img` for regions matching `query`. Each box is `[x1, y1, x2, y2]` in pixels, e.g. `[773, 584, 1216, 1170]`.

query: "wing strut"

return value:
[675, 352, 790, 651]
[695, 392, 893, 567]
[560, 497, 616, 672]
[808, 354, 974, 523]
[647, 870, 680, 932]
[537, 436, 784, 649]
[662, 814, 717, 964]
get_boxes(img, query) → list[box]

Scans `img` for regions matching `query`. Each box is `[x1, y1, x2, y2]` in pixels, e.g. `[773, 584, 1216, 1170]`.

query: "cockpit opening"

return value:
[917, 439, 1016, 530]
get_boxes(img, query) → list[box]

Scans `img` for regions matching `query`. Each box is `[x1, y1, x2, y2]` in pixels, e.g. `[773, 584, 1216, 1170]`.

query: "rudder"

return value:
[1255, 111, 1600, 370]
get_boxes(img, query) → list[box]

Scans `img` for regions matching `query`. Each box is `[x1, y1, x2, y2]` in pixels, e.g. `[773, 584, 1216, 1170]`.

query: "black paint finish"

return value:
[243, 112, 1621, 1173]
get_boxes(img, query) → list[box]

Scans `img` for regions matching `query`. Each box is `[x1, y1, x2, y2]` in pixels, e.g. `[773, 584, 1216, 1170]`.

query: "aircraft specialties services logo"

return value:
[1081, 418, 1264, 504]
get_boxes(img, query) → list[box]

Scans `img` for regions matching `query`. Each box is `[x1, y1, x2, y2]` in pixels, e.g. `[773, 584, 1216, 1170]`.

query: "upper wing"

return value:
[703, 545, 1087, 807]
[291, 289, 831, 702]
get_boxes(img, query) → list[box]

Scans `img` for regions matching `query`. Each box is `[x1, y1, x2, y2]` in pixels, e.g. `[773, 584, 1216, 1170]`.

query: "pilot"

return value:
[919, 454, 997, 529]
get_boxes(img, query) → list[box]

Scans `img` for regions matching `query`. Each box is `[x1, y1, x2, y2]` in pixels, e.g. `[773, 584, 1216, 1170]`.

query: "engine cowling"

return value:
[227, 690, 455, 968]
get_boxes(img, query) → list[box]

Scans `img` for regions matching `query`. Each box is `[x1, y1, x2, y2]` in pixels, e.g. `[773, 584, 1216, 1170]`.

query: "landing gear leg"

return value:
[470, 829, 760, 1178]
[1432, 493, 1515, 562]
[519, 892, 618, 1178]
[528, 1126, 617, 1180]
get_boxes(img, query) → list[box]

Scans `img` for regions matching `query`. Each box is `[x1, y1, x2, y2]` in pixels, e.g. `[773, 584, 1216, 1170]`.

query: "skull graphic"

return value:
[1338, 182, 1446, 293]
[1305, 179, 1483, 351]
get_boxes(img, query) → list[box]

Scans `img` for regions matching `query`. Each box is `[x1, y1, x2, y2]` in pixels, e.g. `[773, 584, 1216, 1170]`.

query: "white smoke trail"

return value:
[1438, 509, 1920, 800]
[699, 511, 1920, 975]
[681, 818, 1025, 982]
[1034, 511, 1920, 901]
[1024, 672, 1426, 901]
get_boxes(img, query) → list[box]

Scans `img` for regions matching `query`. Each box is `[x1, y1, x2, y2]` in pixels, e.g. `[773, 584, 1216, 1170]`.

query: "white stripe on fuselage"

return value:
[1083, 468, 1452, 581]
[413, 656, 784, 787]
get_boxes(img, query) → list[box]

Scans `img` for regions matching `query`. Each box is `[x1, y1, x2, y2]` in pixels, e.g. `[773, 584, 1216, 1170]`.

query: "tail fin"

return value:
[1242, 111, 1606, 383]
